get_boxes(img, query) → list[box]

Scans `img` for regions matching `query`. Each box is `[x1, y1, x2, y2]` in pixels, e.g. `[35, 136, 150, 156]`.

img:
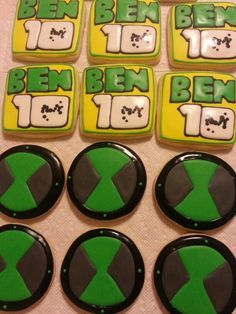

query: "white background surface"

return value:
[0, 1, 235, 313]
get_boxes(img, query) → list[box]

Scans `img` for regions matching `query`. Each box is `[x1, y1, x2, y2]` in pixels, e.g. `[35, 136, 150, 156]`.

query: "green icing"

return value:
[85, 148, 130, 212]
[8, 69, 26, 94]
[0, 153, 46, 212]
[48, 69, 72, 92]
[175, 5, 192, 29]
[175, 160, 221, 221]
[171, 246, 226, 314]
[214, 79, 235, 103]
[27, 68, 49, 92]
[18, 0, 37, 19]
[105, 68, 125, 92]
[37, 0, 58, 19]
[116, 0, 137, 22]
[124, 69, 148, 92]
[0, 230, 35, 301]
[86, 68, 103, 94]
[56, 0, 79, 19]
[95, 0, 114, 24]
[80, 237, 125, 305]
[193, 77, 214, 103]
[170, 76, 191, 102]
[193, 4, 216, 27]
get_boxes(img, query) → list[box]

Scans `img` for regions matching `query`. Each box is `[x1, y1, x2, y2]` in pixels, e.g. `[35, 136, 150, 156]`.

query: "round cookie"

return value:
[168, 2, 236, 70]
[12, 0, 85, 62]
[88, 0, 161, 64]
[61, 228, 144, 313]
[0, 145, 64, 219]
[67, 142, 146, 220]
[0, 224, 53, 311]
[155, 152, 236, 230]
[154, 235, 236, 314]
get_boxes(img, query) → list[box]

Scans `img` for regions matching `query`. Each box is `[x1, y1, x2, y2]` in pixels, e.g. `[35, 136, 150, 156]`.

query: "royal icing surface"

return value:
[3, 64, 78, 136]
[81, 65, 156, 138]
[12, 0, 85, 61]
[169, 2, 236, 68]
[158, 72, 236, 147]
[88, 0, 161, 64]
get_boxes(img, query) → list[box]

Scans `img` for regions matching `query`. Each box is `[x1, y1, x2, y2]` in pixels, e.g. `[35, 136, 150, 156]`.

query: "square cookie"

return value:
[88, 0, 161, 64]
[169, 2, 236, 69]
[3, 64, 78, 137]
[12, 0, 85, 61]
[157, 72, 236, 148]
[81, 65, 156, 138]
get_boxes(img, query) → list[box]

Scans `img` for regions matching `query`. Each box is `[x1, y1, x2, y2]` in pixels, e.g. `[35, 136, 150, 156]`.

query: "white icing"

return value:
[111, 96, 150, 129]
[31, 96, 70, 127]
[201, 30, 236, 59]
[182, 29, 236, 59]
[181, 29, 201, 58]
[200, 107, 235, 140]
[13, 95, 32, 128]
[24, 20, 41, 50]
[179, 104, 202, 136]
[179, 103, 235, 140]
[37, 22, 74, 50]
[121, 26, 156, 54]
[102, 25, 122, 52]
[93, 94, 112, 128]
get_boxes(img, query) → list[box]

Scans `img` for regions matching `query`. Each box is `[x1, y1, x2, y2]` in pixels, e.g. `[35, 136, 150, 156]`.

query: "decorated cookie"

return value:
[67, 142, 146, 220]
[154, 235, 236, 314]
[0, 145, 64, 219]
[81, 65, 156, 138]
[88, 0, 161, 64]
[3, 64, 78, 137]
[0, 224, 53, 311]
[61, 229, 144, 313]
[169, 2, 236, 69]
[157, 72, 236, 148]
[155, 152, 236, 230]
[12, 0, 85, 61]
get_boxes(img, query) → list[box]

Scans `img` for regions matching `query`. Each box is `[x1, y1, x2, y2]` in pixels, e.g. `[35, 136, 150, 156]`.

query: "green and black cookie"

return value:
[154, 235, 236, 314]
[67, 142, 146, 220]
[61, 229, 144, 313]
[0, 224, 53, 311]
[155, 152, 236, 230]
[0, 145, 64, 219]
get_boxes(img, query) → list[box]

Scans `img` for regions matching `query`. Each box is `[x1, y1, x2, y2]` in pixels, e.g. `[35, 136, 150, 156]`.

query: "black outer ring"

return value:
[67, 142, 146, 220]
[155, 152, 236, 230]
[154, 235, 236, 314]
[0, 224, 53, 312]
[0, 145, 65, 219]
[61, 228, 145, 313]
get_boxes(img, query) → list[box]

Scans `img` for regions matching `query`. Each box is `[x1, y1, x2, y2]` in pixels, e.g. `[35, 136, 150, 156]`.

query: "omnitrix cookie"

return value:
[155, 152, 236, 230]
[157, 72, 236, 148]
[67, 142, 146, 220]
[154, 235, 236, 314]
[0, 224, 53, 311]
[81, 65, 156, 138]
[61, 229, 145, 313]
[0, 145, 65, 219]
[88, 0, 161, 64]
[169, 2, 236, 69]
[3, 64, 78, 137]
[12, 0, 85, 61]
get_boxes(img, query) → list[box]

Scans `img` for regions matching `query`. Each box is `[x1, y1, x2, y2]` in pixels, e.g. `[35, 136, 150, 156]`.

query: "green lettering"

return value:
[56, 0, 79, 19]
[137, 2, 159, 23]
[170, 76, 191, 102]
[175, 5, 192, 29]
[214, 80, 235, 103]
[215, 6, 236, 27]
[116, 0, 137, 22]
[125, 69, 148, 92]
[105, 68, 125, 92]
[18, 0, 36, 19]
[95, 0, 114, 24]
[37, 0, 57, 19]
[27, 68, 49, 92]
[193, 4, 215, 27]
[8, 69, 26, 94]
[193, 77, 214, 103]
[86, 68, 103, 93]
[48, 70, 72, 91]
